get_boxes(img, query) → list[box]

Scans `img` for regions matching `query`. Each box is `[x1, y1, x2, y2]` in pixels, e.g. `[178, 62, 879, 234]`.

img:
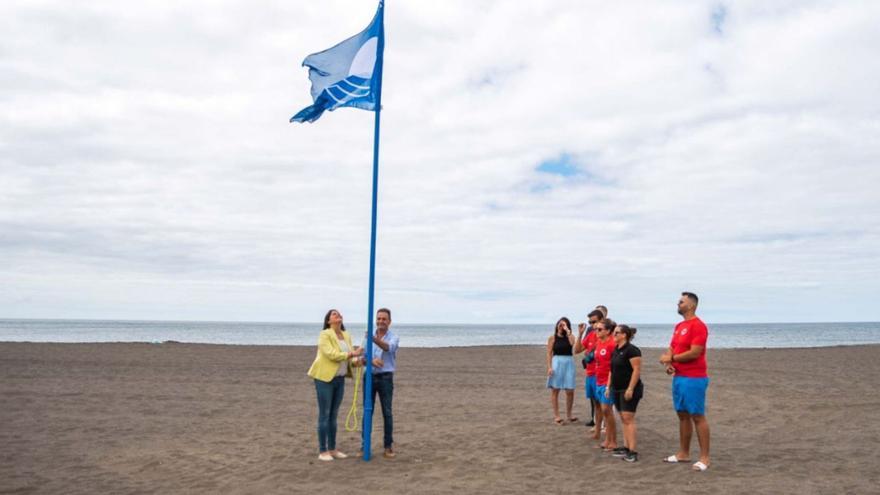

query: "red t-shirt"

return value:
[581, 331, 598, 376]
[594, 338, 616, 386]
[670, 317, 709, 378]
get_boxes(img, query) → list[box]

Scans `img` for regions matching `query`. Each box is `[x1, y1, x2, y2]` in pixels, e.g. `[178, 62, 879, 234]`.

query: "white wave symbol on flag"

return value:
[323, 75, 371, 106]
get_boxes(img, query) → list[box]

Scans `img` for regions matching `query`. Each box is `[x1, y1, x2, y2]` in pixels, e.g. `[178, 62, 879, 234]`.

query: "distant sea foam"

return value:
[1, 319, 879, 348]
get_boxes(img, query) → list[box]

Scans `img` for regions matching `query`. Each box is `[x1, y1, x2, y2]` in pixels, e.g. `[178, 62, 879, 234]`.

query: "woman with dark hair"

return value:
[593, 318, 618, 450]
[546, 317, 577, 425]
[607, 324, 643, 463]
[307, 309, 364, 461]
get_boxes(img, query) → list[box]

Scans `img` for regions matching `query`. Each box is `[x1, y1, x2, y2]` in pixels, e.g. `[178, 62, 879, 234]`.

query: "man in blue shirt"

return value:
[363, 307, 399, 458]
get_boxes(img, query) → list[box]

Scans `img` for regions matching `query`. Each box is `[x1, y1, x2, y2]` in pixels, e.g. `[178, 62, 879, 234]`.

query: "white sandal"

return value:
[692, 461, 709, 471]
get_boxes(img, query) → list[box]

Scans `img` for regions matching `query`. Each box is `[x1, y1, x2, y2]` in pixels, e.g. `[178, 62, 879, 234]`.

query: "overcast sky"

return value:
[2, 0, 878, 325]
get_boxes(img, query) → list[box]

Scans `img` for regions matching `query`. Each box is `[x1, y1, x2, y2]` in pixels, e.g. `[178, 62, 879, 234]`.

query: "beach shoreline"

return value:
[5, 340, 880, 351]
[2, 342, 879, 494]
[5, 319, 879, 349]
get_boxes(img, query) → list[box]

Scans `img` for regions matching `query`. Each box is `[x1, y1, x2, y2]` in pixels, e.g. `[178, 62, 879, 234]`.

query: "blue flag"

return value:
[290, 2, 384, 123]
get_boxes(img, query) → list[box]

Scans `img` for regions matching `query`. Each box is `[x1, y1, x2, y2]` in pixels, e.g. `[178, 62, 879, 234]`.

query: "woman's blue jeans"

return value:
[315, 376, 345, 452]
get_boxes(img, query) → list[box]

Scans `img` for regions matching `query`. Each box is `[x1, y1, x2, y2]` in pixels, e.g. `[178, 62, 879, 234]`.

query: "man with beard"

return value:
[660, 292, 711, 471]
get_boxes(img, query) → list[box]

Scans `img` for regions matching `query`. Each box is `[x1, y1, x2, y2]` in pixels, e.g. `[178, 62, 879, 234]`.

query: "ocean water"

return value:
[1, 319, 879, 348]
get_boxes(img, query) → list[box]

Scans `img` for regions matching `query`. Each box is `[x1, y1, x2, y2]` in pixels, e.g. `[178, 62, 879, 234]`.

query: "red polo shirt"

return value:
[581, 331, 598, 376]
[670, 317, 709, 378]
[594, 338, 616, 386]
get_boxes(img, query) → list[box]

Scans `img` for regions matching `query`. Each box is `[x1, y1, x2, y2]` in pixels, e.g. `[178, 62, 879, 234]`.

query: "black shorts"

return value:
[613, 382, 643, 413]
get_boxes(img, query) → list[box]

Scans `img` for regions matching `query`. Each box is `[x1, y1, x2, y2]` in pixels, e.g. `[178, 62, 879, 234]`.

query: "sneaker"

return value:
[611, 447, 629, 457]
[330, 451, 348, 459]
[623, 451, 639, 463]
[383, 448, 396, 459]
[318, 453, 334, 462]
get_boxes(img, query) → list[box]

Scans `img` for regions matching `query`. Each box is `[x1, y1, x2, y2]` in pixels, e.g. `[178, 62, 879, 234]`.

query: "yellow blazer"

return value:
[307, 328, 354, 382]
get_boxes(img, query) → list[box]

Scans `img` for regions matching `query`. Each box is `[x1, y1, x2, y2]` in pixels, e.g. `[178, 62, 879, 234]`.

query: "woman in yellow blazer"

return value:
[308, 309, 363, 461]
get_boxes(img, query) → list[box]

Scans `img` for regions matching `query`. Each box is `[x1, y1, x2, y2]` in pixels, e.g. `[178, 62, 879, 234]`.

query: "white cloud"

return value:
[1, 0, 878, 324]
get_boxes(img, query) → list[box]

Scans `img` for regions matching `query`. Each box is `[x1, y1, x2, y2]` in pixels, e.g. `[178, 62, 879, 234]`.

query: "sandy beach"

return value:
[2, 342, 879, 494]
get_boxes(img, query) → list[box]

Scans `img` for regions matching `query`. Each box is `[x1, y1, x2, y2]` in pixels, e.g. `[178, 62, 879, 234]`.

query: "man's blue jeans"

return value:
[315, 376, 345, 452]
[368, 372, 394, 449]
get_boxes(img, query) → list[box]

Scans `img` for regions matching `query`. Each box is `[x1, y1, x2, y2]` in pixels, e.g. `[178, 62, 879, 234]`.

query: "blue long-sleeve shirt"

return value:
[362, 329, 399, 373]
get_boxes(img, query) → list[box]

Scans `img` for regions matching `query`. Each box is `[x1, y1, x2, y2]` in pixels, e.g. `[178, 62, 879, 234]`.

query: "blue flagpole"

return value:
[362, 0, 384, 463]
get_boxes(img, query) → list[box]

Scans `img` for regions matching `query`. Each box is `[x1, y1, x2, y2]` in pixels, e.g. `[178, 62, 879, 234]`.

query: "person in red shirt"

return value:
[575, 309, 605, 431]
[592, 318, 618, 451]
[660, 292, 711, 471]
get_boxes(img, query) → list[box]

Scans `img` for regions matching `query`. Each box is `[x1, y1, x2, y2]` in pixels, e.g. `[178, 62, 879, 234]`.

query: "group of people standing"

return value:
[304, 292, 711, 471]
[546, 293, 711, 470]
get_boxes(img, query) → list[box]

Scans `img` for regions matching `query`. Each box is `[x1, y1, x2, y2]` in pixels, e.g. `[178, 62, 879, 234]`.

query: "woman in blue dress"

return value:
[546, 316, 577, 424]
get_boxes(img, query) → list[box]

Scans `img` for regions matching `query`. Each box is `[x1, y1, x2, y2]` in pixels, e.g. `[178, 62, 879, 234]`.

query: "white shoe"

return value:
[331, 451, 348, 459]
[318, 453, 334, 461]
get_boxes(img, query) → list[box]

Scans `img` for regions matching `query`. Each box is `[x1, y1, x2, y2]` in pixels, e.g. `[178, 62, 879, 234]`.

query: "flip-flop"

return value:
[554, 418, 565, 425]
[568, 417, 579, 423]
[692, 461, 709, 472]
[663, 455, 691, 463]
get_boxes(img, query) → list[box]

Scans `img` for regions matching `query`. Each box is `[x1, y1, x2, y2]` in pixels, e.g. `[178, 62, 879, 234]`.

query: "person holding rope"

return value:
[357, 307, 399, 459]
[307, 309, 364, 462]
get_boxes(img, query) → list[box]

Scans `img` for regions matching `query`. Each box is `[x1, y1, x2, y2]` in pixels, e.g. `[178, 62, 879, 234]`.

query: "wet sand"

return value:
[2, 342, 879, 494]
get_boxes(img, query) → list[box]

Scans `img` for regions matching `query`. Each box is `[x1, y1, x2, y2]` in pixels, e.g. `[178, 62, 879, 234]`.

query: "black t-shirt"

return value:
[610, 343, 642, 390]
[552, 333, 573, 356]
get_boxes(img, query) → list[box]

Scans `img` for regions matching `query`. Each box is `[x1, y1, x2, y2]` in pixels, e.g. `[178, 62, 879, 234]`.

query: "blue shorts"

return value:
[595, 384, 614, 405]
[585, 375, 598, 401]
[672, 376, 710, 415]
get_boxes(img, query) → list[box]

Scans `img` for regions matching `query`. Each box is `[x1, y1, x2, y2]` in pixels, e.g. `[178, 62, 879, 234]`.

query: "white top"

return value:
[335, 338, 350, 377]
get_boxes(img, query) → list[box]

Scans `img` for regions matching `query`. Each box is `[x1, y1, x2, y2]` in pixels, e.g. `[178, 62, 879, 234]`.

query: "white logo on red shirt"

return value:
[599, 349, 607, 356]
[681, 328, 688, 335]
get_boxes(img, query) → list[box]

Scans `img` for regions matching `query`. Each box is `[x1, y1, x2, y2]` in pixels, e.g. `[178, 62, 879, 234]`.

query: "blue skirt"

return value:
[547, 355, 576, 390]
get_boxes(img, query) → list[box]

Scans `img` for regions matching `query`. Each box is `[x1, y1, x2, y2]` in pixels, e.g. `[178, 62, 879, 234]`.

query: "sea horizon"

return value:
[2, 318, 879, 349]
